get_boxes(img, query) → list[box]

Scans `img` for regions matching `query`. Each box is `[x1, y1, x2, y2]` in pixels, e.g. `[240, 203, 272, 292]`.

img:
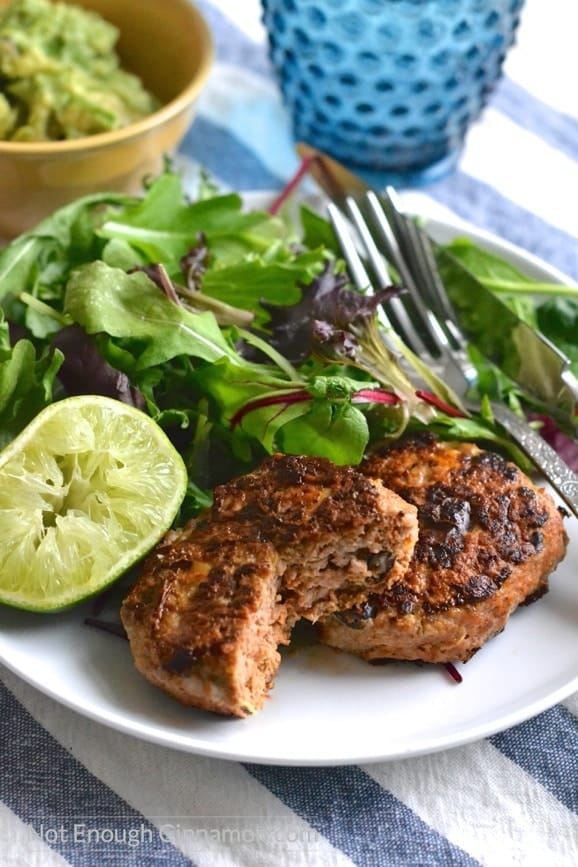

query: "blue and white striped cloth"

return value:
[1, 2, 577, 865]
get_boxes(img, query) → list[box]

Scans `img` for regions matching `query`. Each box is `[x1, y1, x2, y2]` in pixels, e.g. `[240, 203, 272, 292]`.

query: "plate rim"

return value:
[2, 641, 577, 766]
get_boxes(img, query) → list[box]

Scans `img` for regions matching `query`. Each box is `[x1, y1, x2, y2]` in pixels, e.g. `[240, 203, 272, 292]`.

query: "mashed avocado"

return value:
[0, 0, 159, 141]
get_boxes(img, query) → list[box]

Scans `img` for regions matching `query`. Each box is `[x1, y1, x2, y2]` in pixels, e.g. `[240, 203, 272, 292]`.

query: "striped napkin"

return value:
[1, 1, 576, 865]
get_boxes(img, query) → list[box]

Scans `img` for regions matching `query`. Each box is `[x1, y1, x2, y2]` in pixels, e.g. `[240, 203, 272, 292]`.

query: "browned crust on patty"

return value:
[121, 538, 286, 718]
[318, 435, 568, 663]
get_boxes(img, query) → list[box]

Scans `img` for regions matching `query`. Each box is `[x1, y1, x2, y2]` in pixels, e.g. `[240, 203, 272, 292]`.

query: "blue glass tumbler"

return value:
[262, 0, 525, 184]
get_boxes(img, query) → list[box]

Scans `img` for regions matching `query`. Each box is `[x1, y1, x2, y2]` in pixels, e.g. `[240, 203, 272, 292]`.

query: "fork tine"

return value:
[380, 188, 464, 346]
[327, 204, 376, 299]
[327, 204, 409, 355]
[377, 189, 479, 388]
[361, 191, 467, 366]
[342, 197, 435, 357]
[327, 203, 429, 356]
[329, 191, 475, 392]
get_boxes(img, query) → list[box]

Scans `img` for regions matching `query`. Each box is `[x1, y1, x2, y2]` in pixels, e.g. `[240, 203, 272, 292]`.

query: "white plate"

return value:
[0, 196, 577, 766]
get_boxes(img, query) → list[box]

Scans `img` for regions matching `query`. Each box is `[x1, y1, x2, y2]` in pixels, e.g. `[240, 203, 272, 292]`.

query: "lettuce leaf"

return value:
[64, 261, 237, 369]
[0, 314, 62, 447]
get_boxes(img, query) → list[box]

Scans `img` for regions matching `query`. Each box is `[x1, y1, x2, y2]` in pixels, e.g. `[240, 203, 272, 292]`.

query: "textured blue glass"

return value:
[262, 0, 525, 184]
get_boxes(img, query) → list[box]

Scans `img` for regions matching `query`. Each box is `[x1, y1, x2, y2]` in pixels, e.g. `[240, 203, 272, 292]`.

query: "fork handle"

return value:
[490, 402, 578, 519]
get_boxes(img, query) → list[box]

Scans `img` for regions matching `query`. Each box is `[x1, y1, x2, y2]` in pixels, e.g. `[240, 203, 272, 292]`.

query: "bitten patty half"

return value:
[121, 537, 286, 718]
[318, 435, 568, 664]
[121, 454, 419, 716]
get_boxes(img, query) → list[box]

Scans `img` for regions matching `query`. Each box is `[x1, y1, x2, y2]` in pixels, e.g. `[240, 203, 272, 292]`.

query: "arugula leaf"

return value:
[234, 396, 313, 454]
[536, 298, 578, 374]
[63, 262, 237, 369]
[0, 315, 62, 447]
[98, 173, 289, 265]
[0, 192, 127, 307]
[299, 204, 341, 255]
[444, 237, 577, 300]
[101, 237, 147, 270]
[201, 256, 321, 324]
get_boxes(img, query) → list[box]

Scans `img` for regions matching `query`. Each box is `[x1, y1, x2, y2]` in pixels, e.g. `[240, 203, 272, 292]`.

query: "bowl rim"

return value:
[0, 0, 214, 155]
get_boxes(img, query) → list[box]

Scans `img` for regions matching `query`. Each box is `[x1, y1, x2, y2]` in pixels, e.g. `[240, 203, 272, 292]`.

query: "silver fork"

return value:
[327, 190, 578, 520]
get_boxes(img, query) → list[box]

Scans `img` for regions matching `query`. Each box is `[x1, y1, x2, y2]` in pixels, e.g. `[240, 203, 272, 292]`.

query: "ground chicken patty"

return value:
[121, 454, 419, 716]
[121, 538, 285, 717]
[318, 435, 568, 664]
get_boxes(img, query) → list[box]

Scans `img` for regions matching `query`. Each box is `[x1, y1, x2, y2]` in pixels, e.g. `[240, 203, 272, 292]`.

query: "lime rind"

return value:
[0, 396, 188, 611]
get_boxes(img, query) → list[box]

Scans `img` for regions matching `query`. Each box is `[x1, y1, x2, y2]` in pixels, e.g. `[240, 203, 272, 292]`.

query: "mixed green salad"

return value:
[1, 167, 576, 521]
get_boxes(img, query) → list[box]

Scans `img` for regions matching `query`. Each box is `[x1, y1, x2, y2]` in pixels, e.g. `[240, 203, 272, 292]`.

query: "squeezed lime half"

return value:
[0, 395, 187, 611]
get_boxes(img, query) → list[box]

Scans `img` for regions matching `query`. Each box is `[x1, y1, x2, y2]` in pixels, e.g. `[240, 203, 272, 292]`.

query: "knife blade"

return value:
[297, 142, 578, 431]
[432, 244, 578, 423]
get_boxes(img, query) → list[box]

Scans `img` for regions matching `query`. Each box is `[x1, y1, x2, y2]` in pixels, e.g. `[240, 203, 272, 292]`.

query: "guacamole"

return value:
[0, 0, 159, 141]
